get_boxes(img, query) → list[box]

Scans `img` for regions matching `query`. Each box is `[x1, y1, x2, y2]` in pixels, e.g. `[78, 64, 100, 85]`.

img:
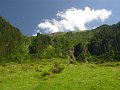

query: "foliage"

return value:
[0, 16, 22, 59]
[50, 62, 64, 74]
[40, 70, 51, 79]
[88, 23, 120, 61]
[29, 34, 51, 59]
[1, 16, 120, 62]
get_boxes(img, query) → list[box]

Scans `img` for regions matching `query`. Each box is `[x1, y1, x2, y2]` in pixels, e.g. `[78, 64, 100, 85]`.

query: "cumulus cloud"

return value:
[33, 7, 112, 35]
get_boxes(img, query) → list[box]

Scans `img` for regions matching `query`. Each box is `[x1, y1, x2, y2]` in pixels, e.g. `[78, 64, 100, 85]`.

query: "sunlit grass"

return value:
[0, 58, 120, 90]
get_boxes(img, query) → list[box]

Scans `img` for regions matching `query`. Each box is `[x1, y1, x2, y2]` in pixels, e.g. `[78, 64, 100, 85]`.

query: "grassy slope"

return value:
[0, 58, 120, 90]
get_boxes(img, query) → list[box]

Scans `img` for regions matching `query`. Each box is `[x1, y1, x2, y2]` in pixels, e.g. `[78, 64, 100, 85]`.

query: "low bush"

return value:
[50, 62, 64, 74]
[68, 60, 77, 64]
[40, 70, 51, 79]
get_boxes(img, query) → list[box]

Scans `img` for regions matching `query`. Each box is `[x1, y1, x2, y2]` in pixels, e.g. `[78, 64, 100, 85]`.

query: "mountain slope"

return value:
[0, 16, 120, 62]
[0, 16, 22, 60]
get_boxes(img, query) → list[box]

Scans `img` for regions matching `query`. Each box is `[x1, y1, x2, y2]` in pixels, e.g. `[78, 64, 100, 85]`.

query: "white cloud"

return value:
[33, 7, 112, 35]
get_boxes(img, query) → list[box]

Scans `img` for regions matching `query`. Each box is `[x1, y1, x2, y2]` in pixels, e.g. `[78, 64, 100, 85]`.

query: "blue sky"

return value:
[0, 0, 120, 36]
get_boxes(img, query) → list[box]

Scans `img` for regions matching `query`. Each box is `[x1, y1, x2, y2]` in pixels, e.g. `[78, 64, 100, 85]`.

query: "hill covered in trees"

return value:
[0, 16, 120, 63]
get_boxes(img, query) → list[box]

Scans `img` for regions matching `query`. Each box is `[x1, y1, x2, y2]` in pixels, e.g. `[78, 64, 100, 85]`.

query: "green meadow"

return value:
[0, 58, 120, 90]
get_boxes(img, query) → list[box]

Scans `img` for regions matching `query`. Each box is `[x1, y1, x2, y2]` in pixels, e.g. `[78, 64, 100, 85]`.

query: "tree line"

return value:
[0, 16, 120, 62]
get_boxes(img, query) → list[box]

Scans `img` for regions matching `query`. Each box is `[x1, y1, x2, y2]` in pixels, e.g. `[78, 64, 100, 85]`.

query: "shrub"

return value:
[35, 65, 42, 72]
[50, 62, 64, 74]
[68, 60, 77, 64]
[40, 70, 51, 79]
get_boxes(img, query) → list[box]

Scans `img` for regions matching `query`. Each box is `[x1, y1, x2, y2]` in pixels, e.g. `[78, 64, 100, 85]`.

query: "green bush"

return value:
[42, 45, 60, 59]
[40, 70, 51, 78]
[68, 60, 77, 64]
[50, 62, 64, 74]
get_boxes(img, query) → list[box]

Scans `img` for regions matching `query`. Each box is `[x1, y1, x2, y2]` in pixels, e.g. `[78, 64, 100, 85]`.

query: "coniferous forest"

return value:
[0, 16, 120, 63]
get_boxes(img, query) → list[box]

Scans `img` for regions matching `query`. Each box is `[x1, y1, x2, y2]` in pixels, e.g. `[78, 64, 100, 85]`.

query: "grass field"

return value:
[0, 58, 120, 90]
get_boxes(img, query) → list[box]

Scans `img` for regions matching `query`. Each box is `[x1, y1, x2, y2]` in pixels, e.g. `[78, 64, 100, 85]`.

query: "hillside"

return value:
[0, 16, 23, 60]
[0, 16, 120, 62]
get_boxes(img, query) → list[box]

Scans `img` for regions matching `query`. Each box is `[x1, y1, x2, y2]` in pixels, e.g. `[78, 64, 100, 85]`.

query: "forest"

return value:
[0, 16, 120, 63]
